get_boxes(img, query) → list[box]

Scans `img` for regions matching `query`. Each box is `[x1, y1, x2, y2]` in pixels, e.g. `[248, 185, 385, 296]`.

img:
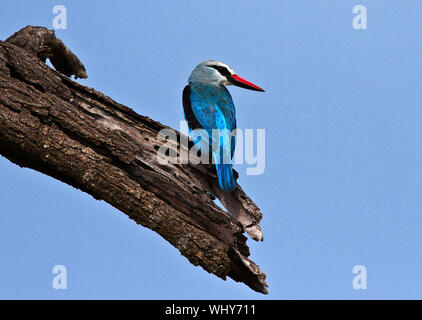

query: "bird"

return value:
[182, 60, 264, 191]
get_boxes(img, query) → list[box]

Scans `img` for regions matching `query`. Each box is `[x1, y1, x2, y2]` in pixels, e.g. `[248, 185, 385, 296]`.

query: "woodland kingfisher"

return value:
[182, 60, 264, 192]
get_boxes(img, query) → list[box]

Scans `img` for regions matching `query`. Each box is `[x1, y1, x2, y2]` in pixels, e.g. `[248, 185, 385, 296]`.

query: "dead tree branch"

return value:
[0, 26, 267, 294]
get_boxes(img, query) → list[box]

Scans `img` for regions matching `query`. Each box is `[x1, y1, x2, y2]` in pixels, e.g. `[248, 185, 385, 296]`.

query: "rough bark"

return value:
[0, 26, 267, 294]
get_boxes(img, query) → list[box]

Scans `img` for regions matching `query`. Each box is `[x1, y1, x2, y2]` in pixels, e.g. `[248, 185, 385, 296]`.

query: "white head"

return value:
[188, 60, 264, 92]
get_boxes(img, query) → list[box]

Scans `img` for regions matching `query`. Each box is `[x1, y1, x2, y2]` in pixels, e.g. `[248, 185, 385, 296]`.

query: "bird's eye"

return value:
[209, 65, 231, 77]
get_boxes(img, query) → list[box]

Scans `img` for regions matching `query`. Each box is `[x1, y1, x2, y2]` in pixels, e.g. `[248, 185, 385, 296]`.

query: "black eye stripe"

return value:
[209, 65, 231, 77]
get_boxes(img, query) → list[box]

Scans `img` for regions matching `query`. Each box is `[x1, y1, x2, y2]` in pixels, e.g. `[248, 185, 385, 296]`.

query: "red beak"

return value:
[229, 74, 265, 92]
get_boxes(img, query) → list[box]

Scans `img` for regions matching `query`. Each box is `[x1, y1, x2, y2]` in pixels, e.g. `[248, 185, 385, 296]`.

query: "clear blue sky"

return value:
[1, 1, 422, 299]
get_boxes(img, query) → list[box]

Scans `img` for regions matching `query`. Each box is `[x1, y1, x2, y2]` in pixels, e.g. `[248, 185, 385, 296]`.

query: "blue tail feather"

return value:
[215, 163, 236, 191]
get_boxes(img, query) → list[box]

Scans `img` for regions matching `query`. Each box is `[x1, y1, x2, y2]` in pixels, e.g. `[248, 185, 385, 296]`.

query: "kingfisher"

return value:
[183, 60, 264, 191]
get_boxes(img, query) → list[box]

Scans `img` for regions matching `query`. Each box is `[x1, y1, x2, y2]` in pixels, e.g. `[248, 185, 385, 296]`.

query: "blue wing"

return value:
[182, 83, 237, 191]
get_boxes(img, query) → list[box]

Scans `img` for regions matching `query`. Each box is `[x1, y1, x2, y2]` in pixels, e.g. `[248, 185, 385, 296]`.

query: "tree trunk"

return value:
[0, 26, 267, 294]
